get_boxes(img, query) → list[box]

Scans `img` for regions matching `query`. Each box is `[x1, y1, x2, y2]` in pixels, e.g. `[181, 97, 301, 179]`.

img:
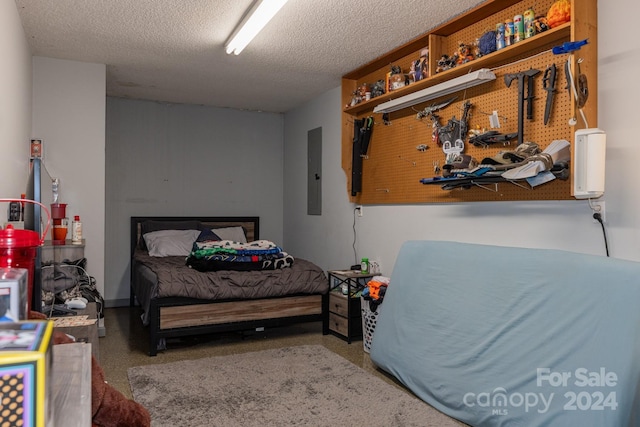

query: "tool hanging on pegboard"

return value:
[351, 116, 374, 196]
[504, 68, 540, 146]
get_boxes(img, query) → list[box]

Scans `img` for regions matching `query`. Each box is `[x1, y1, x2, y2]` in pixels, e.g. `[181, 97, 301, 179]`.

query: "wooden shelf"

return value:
[344, 23, 570, 115]
[343, 0, 526, 79]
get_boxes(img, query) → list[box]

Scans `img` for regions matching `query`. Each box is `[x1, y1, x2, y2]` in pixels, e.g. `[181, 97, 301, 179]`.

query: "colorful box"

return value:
[0, 268, 29, 321]
[0, 321, 54, 427]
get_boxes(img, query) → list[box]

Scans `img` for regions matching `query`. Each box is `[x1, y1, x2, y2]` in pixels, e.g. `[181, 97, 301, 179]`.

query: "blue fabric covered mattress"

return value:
[370, 240, 640, 427]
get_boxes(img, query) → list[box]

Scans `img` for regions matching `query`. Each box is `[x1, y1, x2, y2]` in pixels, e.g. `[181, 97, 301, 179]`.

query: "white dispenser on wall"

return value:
[573, 128, 606, 199]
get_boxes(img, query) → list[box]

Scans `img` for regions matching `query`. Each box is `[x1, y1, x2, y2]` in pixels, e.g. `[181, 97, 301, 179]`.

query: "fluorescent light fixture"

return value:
[373, 69, 497, 113]
[225, 0, 288, 55]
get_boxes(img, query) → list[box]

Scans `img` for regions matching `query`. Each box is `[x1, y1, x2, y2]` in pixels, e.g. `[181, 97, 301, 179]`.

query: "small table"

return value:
[52, 302, 100, 361]
[325, 270, 375, 343]
[52, 342, 92, 427]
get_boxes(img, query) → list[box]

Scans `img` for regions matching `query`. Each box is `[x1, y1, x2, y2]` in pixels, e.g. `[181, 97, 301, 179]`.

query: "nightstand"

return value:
[325, 270, 374, 343]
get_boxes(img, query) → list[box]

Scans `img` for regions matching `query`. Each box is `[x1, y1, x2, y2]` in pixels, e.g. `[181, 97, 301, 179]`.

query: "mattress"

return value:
[132, 249, 328, 325]
[371, 240, 640, 427]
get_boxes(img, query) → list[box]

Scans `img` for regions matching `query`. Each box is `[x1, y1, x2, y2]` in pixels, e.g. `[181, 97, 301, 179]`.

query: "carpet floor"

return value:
[128, 344, 465, 427]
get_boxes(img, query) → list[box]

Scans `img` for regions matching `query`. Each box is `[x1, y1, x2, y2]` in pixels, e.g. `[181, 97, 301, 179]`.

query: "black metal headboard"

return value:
[130, 216, 260, 257]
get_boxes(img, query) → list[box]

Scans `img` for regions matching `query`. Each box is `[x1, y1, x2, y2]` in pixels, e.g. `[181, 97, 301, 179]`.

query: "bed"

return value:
[130, 216, 329, 356]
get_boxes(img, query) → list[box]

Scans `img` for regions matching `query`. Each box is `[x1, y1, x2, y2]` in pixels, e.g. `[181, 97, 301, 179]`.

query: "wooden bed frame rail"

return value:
[148, 295, 328, 356]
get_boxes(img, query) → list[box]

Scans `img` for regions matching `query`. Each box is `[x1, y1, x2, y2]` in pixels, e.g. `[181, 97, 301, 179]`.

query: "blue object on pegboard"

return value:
[552, 39, 588, 55]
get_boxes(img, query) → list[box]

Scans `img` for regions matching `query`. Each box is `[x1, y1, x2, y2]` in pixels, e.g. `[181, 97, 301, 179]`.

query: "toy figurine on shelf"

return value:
[370, 80, 385, 98]
[436, 54, 455, 73]
[411, 48, 429, 82]
[389, 65, 407, 91]
[409, 61, 417, 83]
[346, 83, 371, 107]
[455, 42, 475, 65]
[347, 90, 361, 108]
[358, 83, 368, 100]
[534, 15, 550, 33]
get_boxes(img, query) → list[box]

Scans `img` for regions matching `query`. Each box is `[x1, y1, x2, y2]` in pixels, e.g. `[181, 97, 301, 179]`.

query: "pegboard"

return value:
[342, 0, 597, 204]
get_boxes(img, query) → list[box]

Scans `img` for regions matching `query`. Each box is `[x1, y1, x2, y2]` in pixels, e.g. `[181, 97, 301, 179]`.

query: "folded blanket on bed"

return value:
[186, 239, 295, 272]
[191, 239, 284, 257]
[186, 255, 294, 272]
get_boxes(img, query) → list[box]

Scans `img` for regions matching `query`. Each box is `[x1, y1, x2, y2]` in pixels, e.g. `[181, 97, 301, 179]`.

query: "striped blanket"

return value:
[186, 239, 294, 272]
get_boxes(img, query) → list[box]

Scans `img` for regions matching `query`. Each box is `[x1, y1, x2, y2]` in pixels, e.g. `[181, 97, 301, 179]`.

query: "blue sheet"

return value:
[370, 240, 640, 426]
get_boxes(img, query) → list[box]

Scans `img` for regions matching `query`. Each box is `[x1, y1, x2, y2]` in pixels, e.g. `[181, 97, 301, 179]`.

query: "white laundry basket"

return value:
[361, 296, 382, 353]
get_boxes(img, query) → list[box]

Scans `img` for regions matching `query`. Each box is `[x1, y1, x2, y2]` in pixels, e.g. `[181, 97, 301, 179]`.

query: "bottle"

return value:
[72, 215, 83, 244]
[361, 258, 369, 274]
[513, 14, 524, 43]
[504, 19, 514, 46]
[524, 8, 536, 39]
[341, 282, 349, 295]
[495, 22, 505, 50]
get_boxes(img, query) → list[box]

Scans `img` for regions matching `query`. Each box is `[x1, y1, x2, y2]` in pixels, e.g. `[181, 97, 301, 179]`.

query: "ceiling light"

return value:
[225, 0, 288, 55]
[373, 69, 496, 113]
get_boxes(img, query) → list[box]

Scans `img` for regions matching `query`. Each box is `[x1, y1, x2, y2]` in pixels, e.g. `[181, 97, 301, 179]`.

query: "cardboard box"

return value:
[0, 268, 29, 321]
[0, 321, 54, 427]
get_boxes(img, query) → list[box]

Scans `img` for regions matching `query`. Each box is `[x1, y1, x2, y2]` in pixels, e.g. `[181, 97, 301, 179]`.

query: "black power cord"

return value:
[352, 207, 358, 265]
[593, 212, 609, 257]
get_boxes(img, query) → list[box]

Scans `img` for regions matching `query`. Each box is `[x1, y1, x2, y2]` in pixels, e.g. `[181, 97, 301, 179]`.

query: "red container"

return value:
[0, 226, 40, 312]
[0, 199, 50, 313]
[50, 203, 67, 219]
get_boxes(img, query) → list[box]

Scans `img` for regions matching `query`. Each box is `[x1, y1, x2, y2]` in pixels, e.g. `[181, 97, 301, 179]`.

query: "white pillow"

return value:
[212, 226, 247, 243]
[143, 229, 201, 257]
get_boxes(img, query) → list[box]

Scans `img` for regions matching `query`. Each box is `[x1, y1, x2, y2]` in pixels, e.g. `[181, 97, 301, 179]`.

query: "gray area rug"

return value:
[128, 345, 465, 426]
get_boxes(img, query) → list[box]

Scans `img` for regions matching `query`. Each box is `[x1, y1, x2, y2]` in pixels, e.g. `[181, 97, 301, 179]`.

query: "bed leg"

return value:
[148, 300, 159, 356]
[148, 341, 158, 357]
[322, 293, 329, 335]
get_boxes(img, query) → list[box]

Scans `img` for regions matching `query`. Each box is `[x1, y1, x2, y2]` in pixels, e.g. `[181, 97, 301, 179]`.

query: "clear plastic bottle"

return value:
[72, 215, 83, 244]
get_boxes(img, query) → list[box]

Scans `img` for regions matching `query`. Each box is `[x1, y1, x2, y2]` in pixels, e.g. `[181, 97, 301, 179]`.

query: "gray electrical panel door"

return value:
[307, 127, 322, 215]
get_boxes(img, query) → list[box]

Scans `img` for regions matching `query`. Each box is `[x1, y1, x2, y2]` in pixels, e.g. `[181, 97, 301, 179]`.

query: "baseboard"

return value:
[105, 298, 130, 308]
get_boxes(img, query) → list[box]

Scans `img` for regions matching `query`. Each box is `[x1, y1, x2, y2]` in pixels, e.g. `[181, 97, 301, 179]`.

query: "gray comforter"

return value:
[132, 249, 328, 324]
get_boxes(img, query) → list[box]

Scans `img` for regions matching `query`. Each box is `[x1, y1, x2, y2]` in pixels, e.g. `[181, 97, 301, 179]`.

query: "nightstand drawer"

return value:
[329, 293, 349, 316]
[328, 312, 349, 336]
[328, 312, 362, 337]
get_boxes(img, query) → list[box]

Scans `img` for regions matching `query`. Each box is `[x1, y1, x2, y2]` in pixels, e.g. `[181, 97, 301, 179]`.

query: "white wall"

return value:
[0, 1, 32, 207]
[283, 87, 356, 268]
[31, 57, 106, 300]
[283, 0, 640, 276]
[105, 98, 285, 305]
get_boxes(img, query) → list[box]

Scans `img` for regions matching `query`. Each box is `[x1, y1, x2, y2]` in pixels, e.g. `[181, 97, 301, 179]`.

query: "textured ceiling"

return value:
[15, 0, 484, 113]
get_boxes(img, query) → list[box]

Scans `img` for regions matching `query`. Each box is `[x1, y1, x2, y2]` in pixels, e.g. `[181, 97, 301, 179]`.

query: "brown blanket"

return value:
[134, 250, 328, 302]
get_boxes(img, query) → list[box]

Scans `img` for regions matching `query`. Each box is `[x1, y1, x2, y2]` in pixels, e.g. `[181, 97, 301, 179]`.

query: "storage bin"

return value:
[361, 296, 382, 353]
